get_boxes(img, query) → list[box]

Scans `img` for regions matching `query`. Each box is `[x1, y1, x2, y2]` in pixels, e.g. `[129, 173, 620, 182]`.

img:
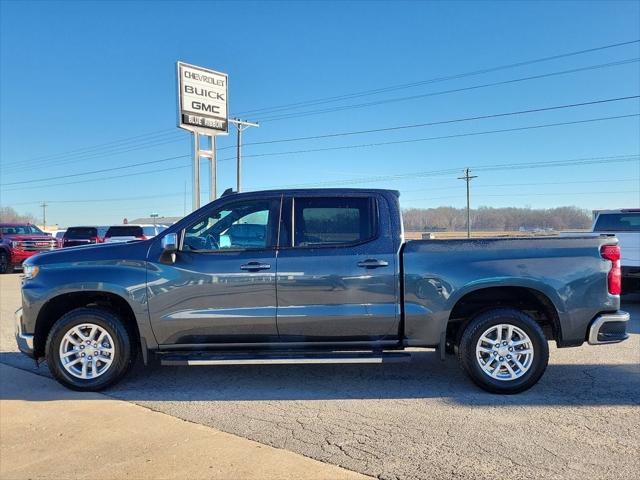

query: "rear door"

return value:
[275, 193, 400, 342]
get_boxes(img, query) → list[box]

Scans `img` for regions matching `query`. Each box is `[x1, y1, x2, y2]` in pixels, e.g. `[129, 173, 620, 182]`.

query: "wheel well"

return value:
[446, 287, 560, 350]
[34, 291, 140, 358]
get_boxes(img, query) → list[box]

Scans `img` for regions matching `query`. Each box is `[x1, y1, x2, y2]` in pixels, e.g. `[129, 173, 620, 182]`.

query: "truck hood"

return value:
[25, 239, 152, 266]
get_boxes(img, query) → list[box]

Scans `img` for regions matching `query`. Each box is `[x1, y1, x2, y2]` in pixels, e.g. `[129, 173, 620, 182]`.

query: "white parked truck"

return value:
[592, 209, 640, 292]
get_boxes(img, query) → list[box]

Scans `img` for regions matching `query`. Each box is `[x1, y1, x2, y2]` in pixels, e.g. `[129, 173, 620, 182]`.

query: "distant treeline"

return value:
[402, 206, 591, 232]
[0, 206, 38, 224]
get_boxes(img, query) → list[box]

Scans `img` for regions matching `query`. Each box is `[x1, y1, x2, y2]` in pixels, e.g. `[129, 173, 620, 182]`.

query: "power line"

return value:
[1, 164, 190, 193]
[403, 189, 639, 203]
[219, 95, 639, 150]
[271, 154, 639, 188]
[401, 177, 640, 194]
[1, 154, 190, 187]
[2, 132, 186, 173]
[257, 58, 639, 122]
[7, 177, 637, 208]
[218, 114, 640, 163]
[232, 39, 640, 117]
[5, 97, 636, 187]
[4, 40, 637, 171]
[4, 114, 638, 192]
[1, 128, 178, 169]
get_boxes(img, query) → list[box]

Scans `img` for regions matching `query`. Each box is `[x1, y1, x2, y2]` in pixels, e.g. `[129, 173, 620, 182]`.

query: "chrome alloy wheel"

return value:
[58, 323, 116, 379]
[475, 323, 534, 381]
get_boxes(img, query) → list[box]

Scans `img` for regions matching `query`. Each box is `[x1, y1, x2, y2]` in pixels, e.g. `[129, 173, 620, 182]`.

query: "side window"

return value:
[183, 200, 275, 251]
[293, 197, 376, 247]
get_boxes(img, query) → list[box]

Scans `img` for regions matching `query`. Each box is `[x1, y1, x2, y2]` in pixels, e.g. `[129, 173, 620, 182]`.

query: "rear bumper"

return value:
[14, 308, 35, 357]
[588, 311, 630, 345]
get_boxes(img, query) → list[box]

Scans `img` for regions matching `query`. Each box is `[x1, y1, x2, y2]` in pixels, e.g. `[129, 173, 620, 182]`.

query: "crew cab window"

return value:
[183, 200, 275, 251]
[594, 213, 640, 232]
[293, 197, 376, 247]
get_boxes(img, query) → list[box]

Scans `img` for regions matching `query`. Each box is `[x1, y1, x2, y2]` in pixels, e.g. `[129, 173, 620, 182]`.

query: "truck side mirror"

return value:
[160, 233, 178, 264]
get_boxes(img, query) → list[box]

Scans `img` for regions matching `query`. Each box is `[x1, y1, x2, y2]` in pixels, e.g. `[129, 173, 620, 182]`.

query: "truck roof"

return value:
[220, 188, 401, 197]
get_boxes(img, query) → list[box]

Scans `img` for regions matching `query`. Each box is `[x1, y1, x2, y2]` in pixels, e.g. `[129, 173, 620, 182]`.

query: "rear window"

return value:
[594, 213, 640, 232]
[293, 197, 376, 247]
[106, 226, 143, 237]
[64, 227, 97, 239]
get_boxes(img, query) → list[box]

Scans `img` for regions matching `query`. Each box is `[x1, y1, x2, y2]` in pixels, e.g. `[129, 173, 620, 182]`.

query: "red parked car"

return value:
[0, 223, 57, 273]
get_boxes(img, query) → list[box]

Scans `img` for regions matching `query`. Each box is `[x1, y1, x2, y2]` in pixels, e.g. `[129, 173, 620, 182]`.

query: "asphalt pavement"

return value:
[1, 273, 638, 480]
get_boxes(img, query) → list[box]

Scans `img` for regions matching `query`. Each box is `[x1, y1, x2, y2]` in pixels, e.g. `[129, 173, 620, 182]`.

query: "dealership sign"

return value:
[177, 62, 228, 134]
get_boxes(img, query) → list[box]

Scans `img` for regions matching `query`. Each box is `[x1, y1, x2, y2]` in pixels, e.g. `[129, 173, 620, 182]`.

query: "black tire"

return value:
[0, 250, 12, 274]
[45, 307, 137, 391]
[458, 308, 549, 394]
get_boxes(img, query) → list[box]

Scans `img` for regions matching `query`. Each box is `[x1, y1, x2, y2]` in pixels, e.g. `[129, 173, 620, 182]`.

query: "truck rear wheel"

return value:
[45, 307, 136, 391]
[458, 308, 549, 394]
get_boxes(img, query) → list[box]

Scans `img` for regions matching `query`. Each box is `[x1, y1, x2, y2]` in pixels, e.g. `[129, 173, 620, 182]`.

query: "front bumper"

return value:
[588, 311, 630, 345]
[14, 308, 35, 357]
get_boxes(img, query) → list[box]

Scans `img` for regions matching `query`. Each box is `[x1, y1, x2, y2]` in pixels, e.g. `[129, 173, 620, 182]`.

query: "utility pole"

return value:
[229, 118, 259, 192]
[458, 168, 477, 238]
[40, 201, 48, 230]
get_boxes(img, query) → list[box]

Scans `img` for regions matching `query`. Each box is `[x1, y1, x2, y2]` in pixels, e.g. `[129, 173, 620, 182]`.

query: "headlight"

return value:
[22, 265, 40, 280]
[11, 241, 22, 248]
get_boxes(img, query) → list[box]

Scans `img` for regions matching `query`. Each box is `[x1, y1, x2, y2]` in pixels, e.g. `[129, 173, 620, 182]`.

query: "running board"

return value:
[160, 351, 411, 366]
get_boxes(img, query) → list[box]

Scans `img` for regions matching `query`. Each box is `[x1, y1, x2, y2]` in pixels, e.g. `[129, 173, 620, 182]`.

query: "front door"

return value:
[275, 194, 400, 343]
[147, 196, 281, 346]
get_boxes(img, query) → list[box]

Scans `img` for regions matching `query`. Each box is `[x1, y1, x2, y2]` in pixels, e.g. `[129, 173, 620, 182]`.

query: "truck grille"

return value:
[18, 240, 57, 252]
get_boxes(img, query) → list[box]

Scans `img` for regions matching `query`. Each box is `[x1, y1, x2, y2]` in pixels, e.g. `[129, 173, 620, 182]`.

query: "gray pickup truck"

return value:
[16, 189, 629, 394]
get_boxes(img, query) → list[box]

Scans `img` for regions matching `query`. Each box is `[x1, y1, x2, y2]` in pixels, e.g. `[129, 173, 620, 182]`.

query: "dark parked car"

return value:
[104, 224, 166, 243]
[61, 226, 108, 248]
[15, 189, 628, 393]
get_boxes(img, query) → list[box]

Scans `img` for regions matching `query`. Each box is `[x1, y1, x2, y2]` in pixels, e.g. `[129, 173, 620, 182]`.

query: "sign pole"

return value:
[192, 132, 201, 211]
[209, 135, 217, 201]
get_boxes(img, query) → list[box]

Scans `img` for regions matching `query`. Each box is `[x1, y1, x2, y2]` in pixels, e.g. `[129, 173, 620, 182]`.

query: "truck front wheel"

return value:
[45, 307, 136, 391]
[458, 308, 549, 394]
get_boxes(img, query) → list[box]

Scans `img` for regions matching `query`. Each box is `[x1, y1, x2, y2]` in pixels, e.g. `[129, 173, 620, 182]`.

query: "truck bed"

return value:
[401, 235, 619, 347]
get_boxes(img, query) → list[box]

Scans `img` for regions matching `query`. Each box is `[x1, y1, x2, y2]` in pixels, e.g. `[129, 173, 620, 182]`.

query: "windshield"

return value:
[594, 213, 640, 232]
[0, 225, 46, 235]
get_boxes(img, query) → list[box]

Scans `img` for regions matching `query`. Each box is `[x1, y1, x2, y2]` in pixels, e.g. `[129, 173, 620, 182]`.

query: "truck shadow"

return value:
[2, 350, 638, 406]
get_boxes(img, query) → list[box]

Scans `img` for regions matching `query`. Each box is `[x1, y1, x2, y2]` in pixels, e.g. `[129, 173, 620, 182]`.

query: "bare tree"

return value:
[402, 206, 591, 232]
[0, 206, 38, 224]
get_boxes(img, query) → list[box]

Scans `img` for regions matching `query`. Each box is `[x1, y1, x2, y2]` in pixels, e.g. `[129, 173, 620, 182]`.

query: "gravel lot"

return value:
[1, 273, 638, 480]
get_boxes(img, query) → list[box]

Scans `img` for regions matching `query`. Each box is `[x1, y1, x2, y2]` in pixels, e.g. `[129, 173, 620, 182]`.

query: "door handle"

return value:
[240, 262, 271, 271]
[357, 259, 389, 269]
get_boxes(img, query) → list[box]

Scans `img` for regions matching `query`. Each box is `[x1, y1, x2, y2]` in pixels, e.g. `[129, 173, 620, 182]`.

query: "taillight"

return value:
[601, 245, 621, 295]
[136, 235, 147, 240]
[90, 236, 99, 244]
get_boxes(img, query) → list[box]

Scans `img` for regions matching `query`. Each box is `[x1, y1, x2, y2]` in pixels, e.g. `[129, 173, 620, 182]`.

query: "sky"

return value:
[1, 0, 639, 227]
